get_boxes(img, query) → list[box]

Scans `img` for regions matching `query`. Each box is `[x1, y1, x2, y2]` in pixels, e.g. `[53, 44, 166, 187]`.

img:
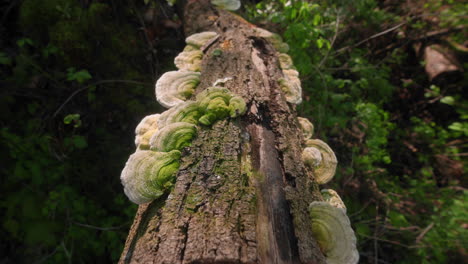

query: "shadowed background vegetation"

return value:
[1, 0, 466, 263]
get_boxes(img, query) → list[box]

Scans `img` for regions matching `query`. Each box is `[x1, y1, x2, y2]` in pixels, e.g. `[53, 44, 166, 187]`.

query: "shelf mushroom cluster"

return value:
[120, 32, 247, 204]
[252, 27, 302, 105]
[297, 117, 359, 263]
[210, 0, 241, 11]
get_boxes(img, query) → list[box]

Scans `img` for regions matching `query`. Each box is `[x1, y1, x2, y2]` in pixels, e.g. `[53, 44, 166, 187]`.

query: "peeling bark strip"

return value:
[120, 0, 325, 263]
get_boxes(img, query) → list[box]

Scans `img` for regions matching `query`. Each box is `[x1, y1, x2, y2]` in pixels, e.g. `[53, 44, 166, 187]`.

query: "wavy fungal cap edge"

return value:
[304, 139, 338, 184]
[185, 31, 219, 48]
[298, 117, 314, 139]
[155, 71, 201, 108]
[121, 150, 181, 204]
[210, 0, 241, 11]
[309, 201, 359, 264]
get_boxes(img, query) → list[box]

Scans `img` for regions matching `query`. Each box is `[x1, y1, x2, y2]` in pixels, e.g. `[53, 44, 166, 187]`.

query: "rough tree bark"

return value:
[119, 1, 326, 263]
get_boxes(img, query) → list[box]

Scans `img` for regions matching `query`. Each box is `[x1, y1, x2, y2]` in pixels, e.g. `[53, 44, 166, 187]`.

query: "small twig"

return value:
[71, 221, 130, 231]
[349, 200, 372, 218]
[359, 233, 418, 248]
[61, 241, 72, 264]
[318, 12, 341, 68]
[33, 244, 60, 264]
[53, 80, 151, 117]
[1, 0, 20, 25]
[384, 225, 421, 232]
[336, 21, 408, 54]
[416, 222, 434, 244]
[130, 0, 156, 75]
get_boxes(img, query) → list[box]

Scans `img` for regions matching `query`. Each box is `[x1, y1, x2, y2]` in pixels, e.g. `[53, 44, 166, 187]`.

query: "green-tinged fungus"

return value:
[279, 77, 302, 105]
[174, 50, 203, 72]
[150, 122, 197, 152]
[211, 0, 241, 11]
[157, 101, 203, 128]
[253, 27, 290, 53]
[304, 139, 338, 184]
[196, 87, 246, 125]
[321, 189, 347, 213]
[135, 114, 160, 149]
[120, 150, 181, 204]
[229, 95, 247, 117]
[298, 117, 314, 139]
[309, 202, 359, 264]
[183, 45, 199, 52]
[155, 71, 201, 108]
[278, 53, 295, 70]
[185, 31, 218, 48]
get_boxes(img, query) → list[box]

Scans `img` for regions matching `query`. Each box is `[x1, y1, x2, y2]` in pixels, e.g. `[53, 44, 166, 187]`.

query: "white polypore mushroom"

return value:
[321, 189, 347, 213]
[278, 53, 295, 70]
[302, 147, 322, 168]
[279, 69, 302, 105]
[155, 71, 201, 108]
[121, 150, 181, 204]
[210, 0, 241, 11]
[135, 114, 160, 149]
[174, 50, 203, 72]
[303, 139, 338, 184]
[298, 117, 314, 139]
[309, 201, 359, 264]
[185, 31, 219, 49]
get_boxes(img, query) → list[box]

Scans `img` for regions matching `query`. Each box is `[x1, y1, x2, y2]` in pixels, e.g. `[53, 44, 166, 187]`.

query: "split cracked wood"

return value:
[119, 1, 325, 263]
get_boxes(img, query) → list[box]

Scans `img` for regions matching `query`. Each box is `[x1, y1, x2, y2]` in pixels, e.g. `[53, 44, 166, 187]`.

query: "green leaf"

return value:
[355, 223, 371, 236]
[67, 68, 92, 83]
[0, 52, 12, 65]
[448, 122, 468, 136]
[312, 14, 321, 26]
[64, 114, 81, 127]
[316, 38, 324, 49]
[440, 96, 455, 105]
[72, 135, 88, 149]
[17, 38, 34, 47]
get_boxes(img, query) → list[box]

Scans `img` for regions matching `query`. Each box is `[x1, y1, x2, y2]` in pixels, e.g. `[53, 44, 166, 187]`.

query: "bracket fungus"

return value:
[121, 150, 181, 204]
[279, 71, 302, 105]
[174, 50, 203, 72]
[303, 139, 338, 184]
[122, 81, 247, 204]
[302, 147, 323, 168]
[150, 122, 197, 152]
[298, 117, 314, 139]
[155, 71, 201, 108]
[196, 87, 247, 125]
[309, 202, 359, 264]
[185, 31, 219, 49]
[157, 101, 203, 128]
[210, 0, 241, 11]
[321, 189, 347, 213]
[278, 53, 295, 70]
[135, 114, 160, 149]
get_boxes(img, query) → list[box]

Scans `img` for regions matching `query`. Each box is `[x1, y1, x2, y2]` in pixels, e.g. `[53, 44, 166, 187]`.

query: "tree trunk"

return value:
[119, 1, 325, 263]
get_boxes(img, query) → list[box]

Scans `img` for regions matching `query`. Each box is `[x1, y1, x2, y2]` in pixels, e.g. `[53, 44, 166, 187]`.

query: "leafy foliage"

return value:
[1, 0, 182, 262]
